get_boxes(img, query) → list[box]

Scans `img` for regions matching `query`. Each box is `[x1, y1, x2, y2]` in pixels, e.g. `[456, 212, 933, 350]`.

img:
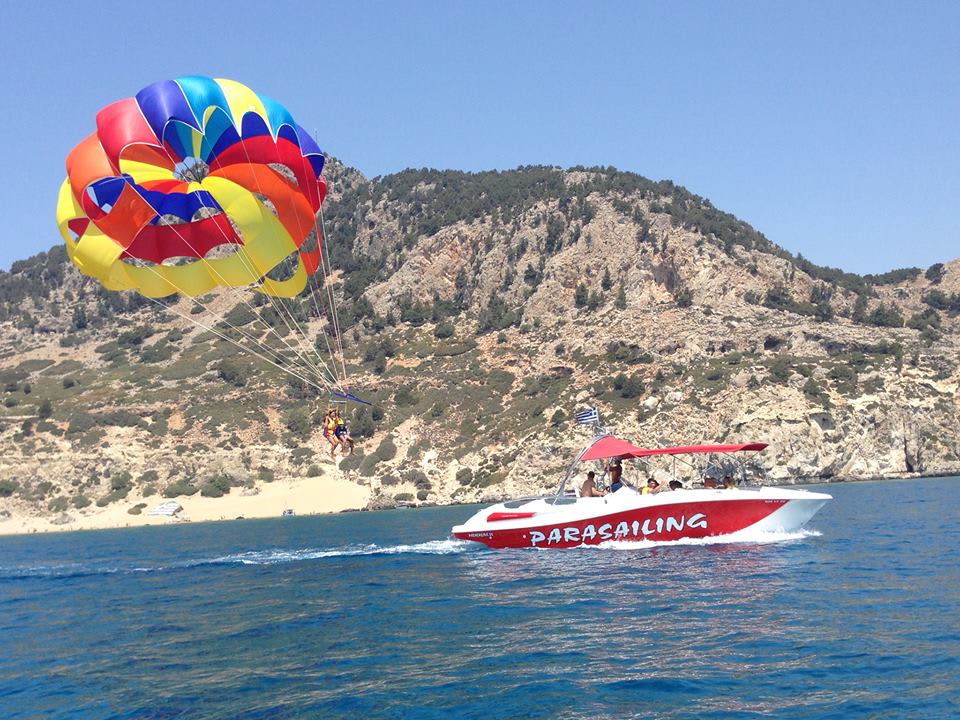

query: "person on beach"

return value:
[581, 470, 606, 497]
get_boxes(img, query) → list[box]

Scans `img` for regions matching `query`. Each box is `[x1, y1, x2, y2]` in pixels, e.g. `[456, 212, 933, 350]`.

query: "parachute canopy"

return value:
[56, 76, 327, 298]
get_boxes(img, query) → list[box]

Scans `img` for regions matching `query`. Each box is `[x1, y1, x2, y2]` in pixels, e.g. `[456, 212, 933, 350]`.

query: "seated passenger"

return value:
[703, 477, 719, 489]
[641, 478, 663, 495]
[722, 475, 738, 490]
[668, 480, 684, 491]
[581, 471, 607, 497]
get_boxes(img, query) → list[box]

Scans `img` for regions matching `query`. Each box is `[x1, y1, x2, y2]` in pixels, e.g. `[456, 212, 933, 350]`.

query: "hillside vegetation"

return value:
[1, 162, 958, 525]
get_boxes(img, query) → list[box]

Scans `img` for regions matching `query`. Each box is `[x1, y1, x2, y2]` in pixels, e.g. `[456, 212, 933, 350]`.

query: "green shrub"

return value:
[925, 263, 946, 283]
[63, 377, 77, 389]
[3, 396, 18, 408]
[375, 437, 397, 461]
[394, 492, 414, 502]
[138, 469, 160, 484]
[48, 496, 69, 512]
[111, 471, 133, 493]
[769, 357, 792, 383]
[97, 490, 127, 507]
[128, 503, 148, 515]
[306, 464, 323, 477]
[339, 452, 365, 472]
[359, 455, 380, 476]
[417, 489, 429, 501]
[257, 466, 275, 483]
[394, 387, 419, 407]
[66, 414, 96, 435]
[100, 410, 143, 428]
[216, 360, 248, 387]
[118, 325, 154, 347]
[163, 479, 199, 498]
[140, 342, 174, 363]
[38, 399, 53, 419]
[867, 304, 904, 328]
[803, 378, 830, 406]
[73, 495, 91, 509]
[620, 374, 645, 398]
[434, 321, 455, 339]
[201, 475, 232, 497]
[285, 409, 312, 439]
[0, 479, 19, 497]
[456, 468, 474, 485]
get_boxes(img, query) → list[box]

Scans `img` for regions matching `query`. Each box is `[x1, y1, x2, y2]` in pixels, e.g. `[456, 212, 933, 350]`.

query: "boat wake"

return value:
[0, 540, 474, 580]
[202, 539, 472, 566]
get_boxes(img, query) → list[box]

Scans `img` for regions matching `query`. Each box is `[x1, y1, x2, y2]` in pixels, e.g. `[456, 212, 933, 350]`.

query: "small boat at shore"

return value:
[452, 433, 831, 549]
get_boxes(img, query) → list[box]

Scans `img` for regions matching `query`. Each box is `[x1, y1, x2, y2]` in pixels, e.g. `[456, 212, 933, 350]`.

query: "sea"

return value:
[1, 477, 958, 719]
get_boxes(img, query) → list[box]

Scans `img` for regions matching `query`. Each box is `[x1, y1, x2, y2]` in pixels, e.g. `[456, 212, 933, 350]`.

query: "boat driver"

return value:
[603, 457, 625, 492]
[581, 470, 607, 497]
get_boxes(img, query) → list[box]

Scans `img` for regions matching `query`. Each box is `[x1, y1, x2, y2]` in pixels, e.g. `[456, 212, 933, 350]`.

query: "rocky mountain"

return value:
[1, 162, 958, 526]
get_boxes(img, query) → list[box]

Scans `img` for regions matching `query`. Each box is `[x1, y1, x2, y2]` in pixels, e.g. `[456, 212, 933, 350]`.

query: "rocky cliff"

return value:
[0, 162, 957, 526]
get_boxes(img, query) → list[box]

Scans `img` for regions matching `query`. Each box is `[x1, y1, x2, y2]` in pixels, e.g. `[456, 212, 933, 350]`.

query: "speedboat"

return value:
[452, 434, 831, 549]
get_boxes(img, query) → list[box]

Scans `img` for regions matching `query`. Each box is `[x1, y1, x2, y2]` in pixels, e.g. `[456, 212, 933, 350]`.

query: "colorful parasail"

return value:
[56, 76, 327, 298]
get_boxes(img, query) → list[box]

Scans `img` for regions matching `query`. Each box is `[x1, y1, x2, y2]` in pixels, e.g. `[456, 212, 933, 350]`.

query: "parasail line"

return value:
[142, 294, 328, 392]
[132, 259, 326, 388]
[224, 137, 340, 391]
[174, 185, 337, 388]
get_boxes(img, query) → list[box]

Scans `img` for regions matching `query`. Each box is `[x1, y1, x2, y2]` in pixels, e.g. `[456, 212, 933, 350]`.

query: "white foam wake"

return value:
[592, 527, 822, 550]
[200, 539, 472, 566]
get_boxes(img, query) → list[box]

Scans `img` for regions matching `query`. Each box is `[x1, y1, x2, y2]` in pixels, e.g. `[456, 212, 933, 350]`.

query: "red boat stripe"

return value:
[487, 511, 537, 522]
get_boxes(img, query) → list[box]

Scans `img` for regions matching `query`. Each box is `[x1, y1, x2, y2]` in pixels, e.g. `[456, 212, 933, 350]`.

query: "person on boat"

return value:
[668, 480, 684, 491]
[703, 477, 718, 489]
[603, 457, 627, 492]
[333, 409, 355, 456]
[722, 475, 738, 490]
[581, 470, 607, 497]
[323, 409, 341, 459]
[642, 478, 664, 495]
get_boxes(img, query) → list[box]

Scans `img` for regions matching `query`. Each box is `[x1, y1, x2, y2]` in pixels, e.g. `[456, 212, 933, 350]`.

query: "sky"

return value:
[1, 1, 957, 274]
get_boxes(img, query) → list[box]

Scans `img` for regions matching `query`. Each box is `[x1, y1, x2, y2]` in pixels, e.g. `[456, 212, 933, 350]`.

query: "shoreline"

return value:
[0, 474, 371, 537]
[2, 471, 957, 539]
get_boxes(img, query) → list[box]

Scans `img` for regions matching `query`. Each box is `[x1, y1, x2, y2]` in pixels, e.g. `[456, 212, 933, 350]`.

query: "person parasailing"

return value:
[333, 408, 354, 456]
[322, 408, 341, 459]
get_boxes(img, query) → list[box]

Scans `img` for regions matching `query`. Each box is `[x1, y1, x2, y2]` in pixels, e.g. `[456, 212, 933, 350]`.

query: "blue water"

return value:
[1, 478, 958, 719]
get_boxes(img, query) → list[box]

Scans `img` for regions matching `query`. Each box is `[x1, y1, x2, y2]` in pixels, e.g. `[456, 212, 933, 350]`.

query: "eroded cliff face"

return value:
[0, 165, 957, 524]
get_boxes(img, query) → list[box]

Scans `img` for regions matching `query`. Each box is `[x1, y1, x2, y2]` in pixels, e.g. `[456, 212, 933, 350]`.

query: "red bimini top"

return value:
[580, 436, 767, 462]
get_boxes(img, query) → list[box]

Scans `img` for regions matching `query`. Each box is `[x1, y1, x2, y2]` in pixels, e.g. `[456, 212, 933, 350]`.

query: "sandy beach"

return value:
[0, 474, 372, 536]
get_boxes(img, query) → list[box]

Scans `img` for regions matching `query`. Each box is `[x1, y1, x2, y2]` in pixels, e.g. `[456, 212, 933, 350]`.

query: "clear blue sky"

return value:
[2, 1, 957, 274]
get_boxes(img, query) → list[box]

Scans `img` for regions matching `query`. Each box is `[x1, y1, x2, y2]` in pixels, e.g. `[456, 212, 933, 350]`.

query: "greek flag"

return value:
[575, 407, 599, 425]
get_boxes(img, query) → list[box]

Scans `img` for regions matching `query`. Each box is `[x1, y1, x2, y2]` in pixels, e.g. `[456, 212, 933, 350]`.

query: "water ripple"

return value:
[0, 479, 958, 719]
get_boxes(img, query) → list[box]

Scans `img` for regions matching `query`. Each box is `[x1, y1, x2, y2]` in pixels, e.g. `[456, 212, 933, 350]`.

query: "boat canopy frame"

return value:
[554, 434, 770, 498]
